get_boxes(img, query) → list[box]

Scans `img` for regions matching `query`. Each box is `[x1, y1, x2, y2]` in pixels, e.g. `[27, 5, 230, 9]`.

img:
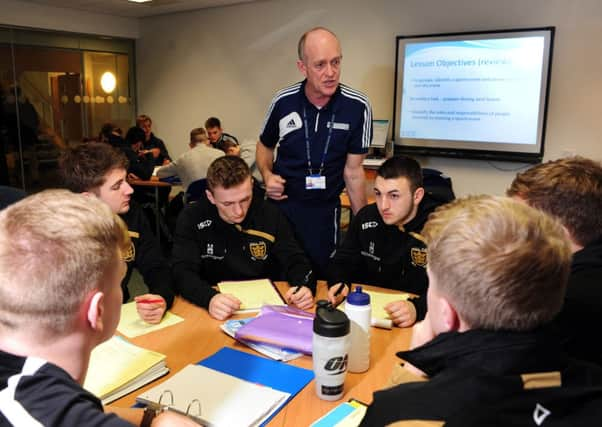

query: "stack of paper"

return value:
[217, 278, 285, 313]
[221, 318, 303, 362]
[137, 364, 289, 426]
[84, 336, 168, 404]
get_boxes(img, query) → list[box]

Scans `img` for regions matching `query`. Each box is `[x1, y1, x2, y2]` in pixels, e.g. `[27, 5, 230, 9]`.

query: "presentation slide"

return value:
[399, 37, 546, 145]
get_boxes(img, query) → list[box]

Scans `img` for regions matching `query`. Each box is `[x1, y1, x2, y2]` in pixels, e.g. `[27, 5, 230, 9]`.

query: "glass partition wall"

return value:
[0, 27, 135, 191]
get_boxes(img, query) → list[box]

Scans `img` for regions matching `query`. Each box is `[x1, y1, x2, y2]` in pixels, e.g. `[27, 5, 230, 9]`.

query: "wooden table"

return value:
[111, 282, 412, 426]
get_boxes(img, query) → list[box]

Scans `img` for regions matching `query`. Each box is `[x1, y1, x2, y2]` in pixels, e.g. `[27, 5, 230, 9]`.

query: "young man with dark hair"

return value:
[204, 116, 238, 151]
[136, 114, 171, 166]
[507, 156, 602, 366]
[327, 156, 443, 327]
[360, 196, 602, 426]
[60, 142, 174, 324]
[0, 190, 194, 426]
[172, 156, 315, 320]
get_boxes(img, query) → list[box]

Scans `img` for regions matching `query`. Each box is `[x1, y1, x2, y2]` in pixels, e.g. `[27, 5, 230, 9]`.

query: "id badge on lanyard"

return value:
[303, 107, 334, 192]
[306, 174, 326, 190]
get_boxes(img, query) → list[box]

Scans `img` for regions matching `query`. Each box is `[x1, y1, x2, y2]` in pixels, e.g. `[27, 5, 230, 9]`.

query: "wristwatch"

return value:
[140, 406, 157, 427]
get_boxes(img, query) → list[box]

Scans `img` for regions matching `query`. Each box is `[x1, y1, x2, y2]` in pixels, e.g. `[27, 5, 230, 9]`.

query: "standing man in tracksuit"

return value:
[257, 27, 372, 279]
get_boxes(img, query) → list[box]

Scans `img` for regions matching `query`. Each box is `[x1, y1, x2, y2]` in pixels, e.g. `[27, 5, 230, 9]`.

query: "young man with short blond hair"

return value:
[361, 196, 602, 425]
[172, 156, 315, 320]
[0, 190, 194, 426]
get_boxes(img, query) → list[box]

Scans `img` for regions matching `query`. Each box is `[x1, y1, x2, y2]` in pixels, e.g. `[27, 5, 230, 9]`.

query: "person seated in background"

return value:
[327, 156, 445, 327]
[360, 196, 602, 426]
[60, 142, 175, 324]
[120, 126, 155, 181]
[205, 116, 238, 151]
[219, 138, 264, 187]
[219, 139, 241, 156]
[136, 114, 171, 166]
[156, 127, 224, 191]
[507, 156, 602, 366]
[172, 156, 315, 320]
[0, 190, 194, 426]
[99, 122, 124, 146]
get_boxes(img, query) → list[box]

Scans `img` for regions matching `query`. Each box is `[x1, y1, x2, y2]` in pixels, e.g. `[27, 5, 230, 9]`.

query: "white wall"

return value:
[0, 0, 139, 39]
[136, 0, 602, 196]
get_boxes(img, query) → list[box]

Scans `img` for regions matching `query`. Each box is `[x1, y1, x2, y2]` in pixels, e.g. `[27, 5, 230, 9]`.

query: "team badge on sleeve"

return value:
[410, 247, 427, 267]
[249, 241, 268, 260]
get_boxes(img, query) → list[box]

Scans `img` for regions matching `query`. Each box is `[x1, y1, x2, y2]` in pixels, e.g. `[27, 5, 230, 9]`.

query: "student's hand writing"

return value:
[327, 283, 349, 306]
[208, 293, 241, 320]
[385, 300, 417, 328]
[285, 286, 314, 310]
[135, 294, 166, 324]
[264, 173, 287, 201]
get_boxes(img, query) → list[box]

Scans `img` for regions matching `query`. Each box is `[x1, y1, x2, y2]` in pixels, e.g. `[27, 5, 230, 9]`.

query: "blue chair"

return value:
[185, 178, 207, 204]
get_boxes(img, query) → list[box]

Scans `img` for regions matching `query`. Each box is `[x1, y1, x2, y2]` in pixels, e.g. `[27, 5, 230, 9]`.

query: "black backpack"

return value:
[422, 168, 455, 203]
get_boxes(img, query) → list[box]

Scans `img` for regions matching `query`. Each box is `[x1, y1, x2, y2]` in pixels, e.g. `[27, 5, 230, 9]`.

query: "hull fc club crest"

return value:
[249, 241, 268, 260]
[410, 247, 427, 267]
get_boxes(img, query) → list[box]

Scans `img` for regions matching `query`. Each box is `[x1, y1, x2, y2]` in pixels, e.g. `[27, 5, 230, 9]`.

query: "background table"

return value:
[128, 176, 172, 243]
[111, 282, 412, 426]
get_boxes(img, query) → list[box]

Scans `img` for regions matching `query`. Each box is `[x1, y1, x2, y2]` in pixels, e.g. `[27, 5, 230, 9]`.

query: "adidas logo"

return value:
[286, 119, 297, 128]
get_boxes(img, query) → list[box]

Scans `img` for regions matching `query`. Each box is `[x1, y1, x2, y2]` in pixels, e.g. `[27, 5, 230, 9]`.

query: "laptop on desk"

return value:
[363, 119, 390, 168]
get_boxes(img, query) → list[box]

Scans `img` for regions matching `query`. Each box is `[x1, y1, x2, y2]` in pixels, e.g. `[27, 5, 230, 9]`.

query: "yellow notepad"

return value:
[343, 290, 410, 329]
[84, 336, 168, 404]
[217, 278, 285, 313]
[117, 301, 184, 338]
[365, 290, 410, 321]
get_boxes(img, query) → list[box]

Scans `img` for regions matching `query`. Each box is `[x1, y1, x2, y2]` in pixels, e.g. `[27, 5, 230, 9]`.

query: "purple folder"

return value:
[235, 305, 314, 354]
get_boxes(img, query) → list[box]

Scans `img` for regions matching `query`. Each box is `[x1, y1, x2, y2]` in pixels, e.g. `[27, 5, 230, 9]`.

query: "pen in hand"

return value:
[332, 282, 348, 305]
[334, 282, 347, 297]
[136, 298, 164, 304]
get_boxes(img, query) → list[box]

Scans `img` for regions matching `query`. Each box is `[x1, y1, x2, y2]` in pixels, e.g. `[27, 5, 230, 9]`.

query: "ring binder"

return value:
[145, 390, 204, 425]
[136, 362, 291, 426]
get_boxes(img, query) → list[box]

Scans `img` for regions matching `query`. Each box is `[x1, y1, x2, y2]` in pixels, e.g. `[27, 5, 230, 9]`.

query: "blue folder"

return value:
[198, 347, 314, 425]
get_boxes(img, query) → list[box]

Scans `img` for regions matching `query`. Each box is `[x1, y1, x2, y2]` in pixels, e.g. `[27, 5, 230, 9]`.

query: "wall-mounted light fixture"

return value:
[100, 71, 116, 93]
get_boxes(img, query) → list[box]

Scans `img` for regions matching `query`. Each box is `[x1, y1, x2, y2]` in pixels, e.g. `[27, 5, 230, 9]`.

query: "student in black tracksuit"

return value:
[120, 200, 175, 307]
[360, 196, 602, 426]
[507, 156, 602, 367]
[59, 142, 174, 324]
[172, 156, 315, 320]
[328, 156, 443, 327]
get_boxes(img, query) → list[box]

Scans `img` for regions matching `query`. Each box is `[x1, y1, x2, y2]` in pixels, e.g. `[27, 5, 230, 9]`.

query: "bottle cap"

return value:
[346, 286, 370, 306]
[313, 300, 350, 337]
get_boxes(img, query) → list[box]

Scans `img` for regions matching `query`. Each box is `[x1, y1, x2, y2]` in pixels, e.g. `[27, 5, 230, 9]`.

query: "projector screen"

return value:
[393, 27, 555, 163]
